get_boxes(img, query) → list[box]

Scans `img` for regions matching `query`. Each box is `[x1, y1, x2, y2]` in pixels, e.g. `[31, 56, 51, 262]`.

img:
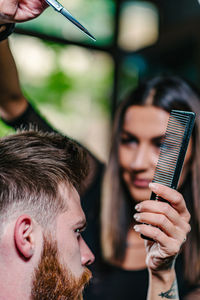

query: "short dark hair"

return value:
[0, 130, 88, 228]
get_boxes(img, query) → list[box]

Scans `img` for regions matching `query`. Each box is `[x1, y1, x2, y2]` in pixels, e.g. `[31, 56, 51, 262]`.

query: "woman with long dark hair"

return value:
[101, 77, 200, 292]
[0, 37, 199, 299]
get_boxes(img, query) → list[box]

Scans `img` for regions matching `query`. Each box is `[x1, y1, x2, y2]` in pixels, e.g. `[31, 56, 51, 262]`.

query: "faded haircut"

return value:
[0, 130, 88, 229]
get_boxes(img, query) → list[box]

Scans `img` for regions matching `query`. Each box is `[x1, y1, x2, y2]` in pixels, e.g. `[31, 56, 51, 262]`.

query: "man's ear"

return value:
[14, 215, 35, 259]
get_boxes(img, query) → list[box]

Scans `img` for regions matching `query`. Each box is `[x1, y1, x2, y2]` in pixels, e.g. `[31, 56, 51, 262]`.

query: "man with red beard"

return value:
[0, 130, 94, 300]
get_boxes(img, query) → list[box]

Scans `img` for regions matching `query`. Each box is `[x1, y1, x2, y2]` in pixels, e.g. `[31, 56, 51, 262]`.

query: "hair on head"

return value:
[0, 130, 88, 228]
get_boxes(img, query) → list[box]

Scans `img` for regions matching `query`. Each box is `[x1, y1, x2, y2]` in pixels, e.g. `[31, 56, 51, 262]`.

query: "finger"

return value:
[14, 1, 48, 22]
[149, 183, 190, 222]
[135, 200, 191, 234]
[134, 224, 181, 254]
[134, 212, 188, 242]
[0, 0, 17, 20]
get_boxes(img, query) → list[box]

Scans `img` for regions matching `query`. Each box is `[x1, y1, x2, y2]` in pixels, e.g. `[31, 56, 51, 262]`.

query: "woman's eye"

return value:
[154, 141, 162, 148]
[121, 136, 137, 145]
[162, 141, 175, 151]
[153, 137, 165, 149]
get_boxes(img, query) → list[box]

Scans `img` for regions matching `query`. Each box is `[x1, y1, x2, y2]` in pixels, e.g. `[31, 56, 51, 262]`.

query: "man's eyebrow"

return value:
[74, 219, 87, 230]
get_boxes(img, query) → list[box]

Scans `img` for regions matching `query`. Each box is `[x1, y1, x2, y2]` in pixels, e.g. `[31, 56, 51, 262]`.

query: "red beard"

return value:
[31, 236, 92, 300]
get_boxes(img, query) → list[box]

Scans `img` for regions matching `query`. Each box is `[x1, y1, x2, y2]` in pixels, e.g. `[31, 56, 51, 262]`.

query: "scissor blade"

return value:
[45, 0, 96, 41]
[60, 7, 96, 41]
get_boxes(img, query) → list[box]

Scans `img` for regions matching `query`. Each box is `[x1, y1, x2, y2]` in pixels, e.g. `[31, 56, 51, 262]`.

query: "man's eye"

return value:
[75, 228, 82, 238]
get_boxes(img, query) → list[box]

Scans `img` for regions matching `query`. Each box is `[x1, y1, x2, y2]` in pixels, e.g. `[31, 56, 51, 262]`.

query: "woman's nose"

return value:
[130, 144, 151, 170]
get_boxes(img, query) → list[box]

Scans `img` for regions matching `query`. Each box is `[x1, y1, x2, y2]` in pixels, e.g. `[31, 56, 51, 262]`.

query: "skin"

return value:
[0, 183, 94, 299]
[55, 184, 94, 279]
[118, 105, 191, 273]
[119, 105, 192, 203]
[0, 0, 47, 23]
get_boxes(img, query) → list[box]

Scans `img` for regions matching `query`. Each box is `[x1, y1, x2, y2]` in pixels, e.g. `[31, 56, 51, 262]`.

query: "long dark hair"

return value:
[101, 75, 200, 285]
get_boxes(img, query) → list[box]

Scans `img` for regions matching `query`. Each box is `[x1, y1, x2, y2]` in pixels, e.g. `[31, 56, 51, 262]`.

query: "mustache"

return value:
[78, 267, 92, 288]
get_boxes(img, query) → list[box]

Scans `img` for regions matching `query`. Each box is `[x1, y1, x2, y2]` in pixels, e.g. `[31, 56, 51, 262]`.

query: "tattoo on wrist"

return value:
[158, 280, 179, 299]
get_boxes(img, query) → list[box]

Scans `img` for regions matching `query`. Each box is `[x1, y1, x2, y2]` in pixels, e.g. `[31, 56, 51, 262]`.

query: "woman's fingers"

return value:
[133, 212, 189, 242]
[137, 184, 191, 271]
[135, 200, 191, 234]
[133, 184, 191, 247]
[134, 223, 182, 253]
[149, 183, 191, 222]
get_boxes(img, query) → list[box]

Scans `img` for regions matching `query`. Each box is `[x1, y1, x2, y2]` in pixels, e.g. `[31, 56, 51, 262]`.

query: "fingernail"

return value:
[133, 213, 140, 221]
[149, 182, 157, 191]
[135, 204, 141, 211]
[133, 225, 140, 232]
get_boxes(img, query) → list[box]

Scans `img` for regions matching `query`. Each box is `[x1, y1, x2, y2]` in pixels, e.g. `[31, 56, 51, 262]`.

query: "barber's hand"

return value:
[133, 183, 191, 271]
[0, 0, 48, 23]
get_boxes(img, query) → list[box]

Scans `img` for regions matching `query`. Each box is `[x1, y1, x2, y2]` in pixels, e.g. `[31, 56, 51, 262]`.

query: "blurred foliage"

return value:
[7, 35, 113, 160]
[0, 121, 14, 137]
[118, 54, 146, 101]
[16, 0, 115, 46]
[18, 39, 113, 115]
[2, 0, 159, 156]
[22, 47, 74, 109]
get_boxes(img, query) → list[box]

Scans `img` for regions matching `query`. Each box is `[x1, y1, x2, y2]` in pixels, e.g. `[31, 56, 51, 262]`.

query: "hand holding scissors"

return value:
[0, 0, 95, 41]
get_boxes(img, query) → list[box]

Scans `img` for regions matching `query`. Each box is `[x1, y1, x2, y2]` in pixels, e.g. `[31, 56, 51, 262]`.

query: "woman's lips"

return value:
[132, 178, 151, 188]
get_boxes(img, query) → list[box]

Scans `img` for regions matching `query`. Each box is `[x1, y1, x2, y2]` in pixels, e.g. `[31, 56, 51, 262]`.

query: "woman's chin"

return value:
[129, 187, 152, 203]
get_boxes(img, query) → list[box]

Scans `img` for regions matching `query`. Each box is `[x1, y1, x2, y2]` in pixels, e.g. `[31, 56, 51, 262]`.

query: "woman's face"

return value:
[119, 105, 192, 203]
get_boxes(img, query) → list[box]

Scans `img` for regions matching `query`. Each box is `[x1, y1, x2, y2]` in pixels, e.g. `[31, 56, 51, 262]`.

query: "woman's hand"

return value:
[133, 182, 191, 271]
[0, 0, 48, 23]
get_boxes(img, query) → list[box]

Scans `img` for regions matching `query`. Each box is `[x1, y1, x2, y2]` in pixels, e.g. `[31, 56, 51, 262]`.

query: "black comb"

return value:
[141, 109, 195, 240]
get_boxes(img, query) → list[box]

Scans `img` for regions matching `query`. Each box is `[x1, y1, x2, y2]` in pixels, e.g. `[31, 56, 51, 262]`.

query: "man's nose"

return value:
[80, 237, 95, 266]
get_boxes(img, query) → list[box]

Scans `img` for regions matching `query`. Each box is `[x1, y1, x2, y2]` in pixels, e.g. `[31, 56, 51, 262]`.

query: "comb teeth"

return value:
[152, 110, 195, 189]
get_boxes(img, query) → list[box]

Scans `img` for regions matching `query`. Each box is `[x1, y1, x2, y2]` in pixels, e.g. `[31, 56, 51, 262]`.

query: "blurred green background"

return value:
[1, 0, 200, 160]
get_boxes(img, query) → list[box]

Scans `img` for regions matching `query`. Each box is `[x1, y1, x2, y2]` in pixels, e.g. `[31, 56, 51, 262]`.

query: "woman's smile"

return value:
[131, 177, 152, 189]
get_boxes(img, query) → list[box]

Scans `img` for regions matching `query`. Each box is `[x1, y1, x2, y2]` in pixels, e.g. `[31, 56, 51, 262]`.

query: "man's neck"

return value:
[0, 262, 32, 299]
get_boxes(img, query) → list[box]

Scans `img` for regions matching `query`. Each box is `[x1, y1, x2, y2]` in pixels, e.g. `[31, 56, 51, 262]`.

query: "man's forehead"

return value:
[58, 182, 80, 205]
[73, 217, 87, 229]
[58, 182, 85, 223]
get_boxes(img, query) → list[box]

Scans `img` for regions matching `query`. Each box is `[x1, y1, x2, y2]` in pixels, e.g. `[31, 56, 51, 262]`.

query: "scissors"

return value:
[45, 0, 96, 41]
